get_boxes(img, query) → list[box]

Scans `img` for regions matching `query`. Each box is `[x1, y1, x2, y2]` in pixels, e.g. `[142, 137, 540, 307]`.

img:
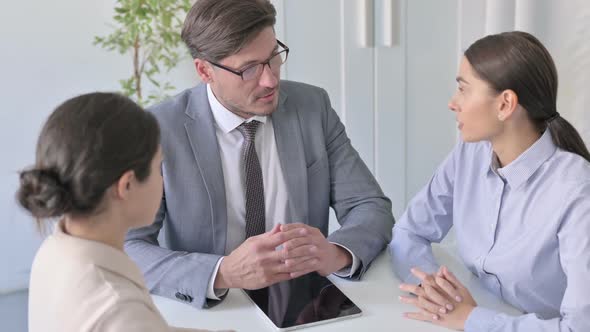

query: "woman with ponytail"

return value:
[389, 31, 590, 331]
[19, 93, 230, 332]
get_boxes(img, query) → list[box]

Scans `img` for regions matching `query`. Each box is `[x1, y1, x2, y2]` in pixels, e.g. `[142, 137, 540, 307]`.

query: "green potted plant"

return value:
[94, 0, 191, 106]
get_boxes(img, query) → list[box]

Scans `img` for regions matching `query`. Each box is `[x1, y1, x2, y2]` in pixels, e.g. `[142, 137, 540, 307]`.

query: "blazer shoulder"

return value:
[147, 85, 204, 124]
[280, 80, 331, 118]
[281, 80, 328, 103]
[281, 80, 325, 93]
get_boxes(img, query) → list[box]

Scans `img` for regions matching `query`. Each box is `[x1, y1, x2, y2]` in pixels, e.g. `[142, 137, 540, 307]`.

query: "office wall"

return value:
[1, 0, 588, 294]
[458, 0, 590, 145]
[0, 0, 198, 293]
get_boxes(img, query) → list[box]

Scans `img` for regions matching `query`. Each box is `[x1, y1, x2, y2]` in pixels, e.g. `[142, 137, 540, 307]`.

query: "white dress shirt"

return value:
[205, 85, 358, 299]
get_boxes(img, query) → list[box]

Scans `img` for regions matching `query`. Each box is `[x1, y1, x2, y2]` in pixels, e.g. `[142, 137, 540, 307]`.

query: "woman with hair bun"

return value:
[19, 92, 231, 332]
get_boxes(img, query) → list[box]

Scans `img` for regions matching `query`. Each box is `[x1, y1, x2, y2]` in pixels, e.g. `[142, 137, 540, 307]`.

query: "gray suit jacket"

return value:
[125, 81, 394, 309]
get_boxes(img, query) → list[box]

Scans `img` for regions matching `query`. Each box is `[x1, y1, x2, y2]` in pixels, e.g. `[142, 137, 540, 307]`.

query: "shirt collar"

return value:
[53, 221, 147, 290]
[206, 84, 267, 134]
[490, 129, 557, 189]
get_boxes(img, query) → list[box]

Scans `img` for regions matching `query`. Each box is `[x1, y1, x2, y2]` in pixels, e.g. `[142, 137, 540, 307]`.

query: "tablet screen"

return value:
[243, 272, 362, 331]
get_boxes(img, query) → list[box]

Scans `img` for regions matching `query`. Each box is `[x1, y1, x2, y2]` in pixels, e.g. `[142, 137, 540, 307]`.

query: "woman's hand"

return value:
[399, 266, 477, 330]
[399, 267, 455, 320]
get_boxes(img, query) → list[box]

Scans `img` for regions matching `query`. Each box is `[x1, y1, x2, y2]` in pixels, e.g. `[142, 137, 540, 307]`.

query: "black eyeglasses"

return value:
[208, 40, 289, 81]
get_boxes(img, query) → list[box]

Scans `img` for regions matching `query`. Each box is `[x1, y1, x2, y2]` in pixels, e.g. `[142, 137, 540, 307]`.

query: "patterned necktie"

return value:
[237, 120, 266, 238]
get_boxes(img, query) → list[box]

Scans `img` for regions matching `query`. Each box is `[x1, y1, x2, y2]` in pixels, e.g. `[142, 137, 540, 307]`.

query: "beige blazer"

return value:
[28, 222, 232, 332]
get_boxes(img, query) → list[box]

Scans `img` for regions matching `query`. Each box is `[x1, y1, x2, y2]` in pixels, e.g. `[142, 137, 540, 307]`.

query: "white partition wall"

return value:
[458, 0, 590, 145]
[274, 0, 459, 218]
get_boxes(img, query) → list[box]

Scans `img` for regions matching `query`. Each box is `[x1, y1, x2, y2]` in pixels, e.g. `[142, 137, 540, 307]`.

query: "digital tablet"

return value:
[243, 272, 362, 331]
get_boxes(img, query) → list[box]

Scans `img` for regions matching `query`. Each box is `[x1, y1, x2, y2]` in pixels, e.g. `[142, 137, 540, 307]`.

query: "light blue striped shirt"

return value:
[389, 130, 590, 331]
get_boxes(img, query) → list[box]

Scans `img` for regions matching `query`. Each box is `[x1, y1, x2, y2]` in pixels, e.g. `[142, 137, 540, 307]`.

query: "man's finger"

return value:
[283, 255, 316, 269]
[264, 226, 309, 248]
[268, 223, 281, 235]
[261, 272, 292, 288]
[288, 263, 318, 279]
[279, 223, 309, 232]
[271, 244, 317, 262]
[280, 227, 312, 243]
[282, 236, 316, 251]
[288, 257, 319, 274]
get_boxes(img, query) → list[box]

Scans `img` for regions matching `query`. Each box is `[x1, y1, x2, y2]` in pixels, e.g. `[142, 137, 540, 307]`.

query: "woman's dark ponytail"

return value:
[465, 31, 590, 162]
[547, 115, 590, 162]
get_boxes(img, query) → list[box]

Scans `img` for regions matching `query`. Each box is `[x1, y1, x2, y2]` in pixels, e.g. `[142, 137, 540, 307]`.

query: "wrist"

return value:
[460, 305, 476, 330]
[214, 257, 232, 289]
[333, 244, 352, 271]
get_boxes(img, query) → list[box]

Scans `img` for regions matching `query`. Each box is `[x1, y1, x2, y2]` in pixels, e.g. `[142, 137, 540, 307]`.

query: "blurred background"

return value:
[1, 1, 589, 330]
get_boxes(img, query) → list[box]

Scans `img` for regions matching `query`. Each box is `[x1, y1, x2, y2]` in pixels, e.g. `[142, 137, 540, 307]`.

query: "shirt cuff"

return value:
[330, 242, 359, 278]
[206, 257, 228, 300]
[465, 306, 500, 332]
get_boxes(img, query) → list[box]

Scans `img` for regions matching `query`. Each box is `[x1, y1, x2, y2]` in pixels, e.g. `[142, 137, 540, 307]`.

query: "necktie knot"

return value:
[237, 120, 260, 142]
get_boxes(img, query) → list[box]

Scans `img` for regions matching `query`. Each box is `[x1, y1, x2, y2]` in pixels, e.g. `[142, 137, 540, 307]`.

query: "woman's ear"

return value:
[114, 170, 135, 200]
[497, 89, 518, 122]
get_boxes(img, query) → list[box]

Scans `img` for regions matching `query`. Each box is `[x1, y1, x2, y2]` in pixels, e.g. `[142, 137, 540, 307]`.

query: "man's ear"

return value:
[195, 58, 214, 83]
[497, 89, 518, 122]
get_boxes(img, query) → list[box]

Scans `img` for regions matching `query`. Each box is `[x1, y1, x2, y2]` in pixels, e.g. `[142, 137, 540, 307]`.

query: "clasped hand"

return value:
[398, 266, 477, 331]
[215, 223, 352, 290]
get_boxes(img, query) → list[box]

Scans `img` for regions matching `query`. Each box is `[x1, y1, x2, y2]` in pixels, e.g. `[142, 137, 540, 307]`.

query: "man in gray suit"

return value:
[125, 0, 394, 309]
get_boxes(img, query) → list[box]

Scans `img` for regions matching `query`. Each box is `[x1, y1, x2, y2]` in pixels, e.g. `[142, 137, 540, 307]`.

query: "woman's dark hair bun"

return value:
[17, 169, 72, 218]
[16, 92, 160, 223]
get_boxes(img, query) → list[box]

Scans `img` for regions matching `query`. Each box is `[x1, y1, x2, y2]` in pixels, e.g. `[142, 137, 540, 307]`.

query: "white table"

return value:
[154, 247, 520, 331]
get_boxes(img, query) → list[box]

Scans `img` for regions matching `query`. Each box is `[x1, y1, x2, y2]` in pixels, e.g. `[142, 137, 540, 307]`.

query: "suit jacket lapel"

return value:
[184, 85, 227, 255]
[272, 92, 309, 224]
